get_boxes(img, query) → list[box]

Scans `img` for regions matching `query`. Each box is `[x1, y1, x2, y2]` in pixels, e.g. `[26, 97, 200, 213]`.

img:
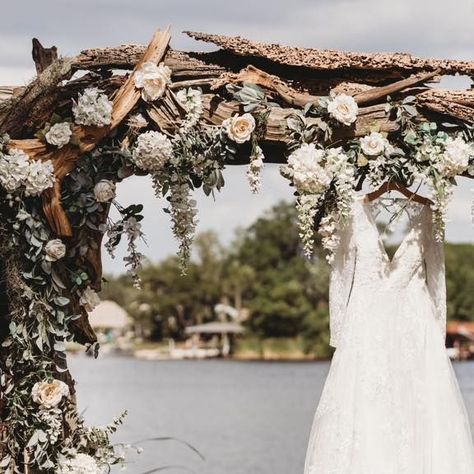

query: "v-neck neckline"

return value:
[360, 198, 427, 265]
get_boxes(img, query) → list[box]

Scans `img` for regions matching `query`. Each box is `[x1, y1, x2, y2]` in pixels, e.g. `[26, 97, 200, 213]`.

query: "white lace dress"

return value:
[304, 198, 474, 474]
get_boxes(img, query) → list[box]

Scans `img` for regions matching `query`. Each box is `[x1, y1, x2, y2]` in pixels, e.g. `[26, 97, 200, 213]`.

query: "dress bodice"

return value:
[328, 198, 446, 348]
[351, 199, 428, 290]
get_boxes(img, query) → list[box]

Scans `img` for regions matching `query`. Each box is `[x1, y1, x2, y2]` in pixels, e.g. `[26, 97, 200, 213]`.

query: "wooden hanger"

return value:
[364, 181, 433, 206]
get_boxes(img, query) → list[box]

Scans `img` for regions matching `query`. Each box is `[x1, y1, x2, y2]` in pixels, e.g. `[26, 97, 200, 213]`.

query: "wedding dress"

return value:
[304, 197, 474, 474]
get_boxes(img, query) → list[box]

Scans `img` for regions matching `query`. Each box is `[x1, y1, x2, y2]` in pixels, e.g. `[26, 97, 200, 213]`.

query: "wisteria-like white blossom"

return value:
[169, 183, 198, 273]
[319, 213, 340, 264]
[247, 145, 265, 194]
[0, 148, 55, 196]
[176, 88, 204, 128]
[38, 408, 63, 444]
[296, 194, 320, 257]
[132, 131, 173, 173]
[72, 88, 113, 127]
[122, 217, 145, 289]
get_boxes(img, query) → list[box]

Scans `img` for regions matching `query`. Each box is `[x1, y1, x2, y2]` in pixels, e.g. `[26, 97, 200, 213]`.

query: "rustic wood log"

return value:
[185, 31, 474, 79]
[0, 57, 74, 136]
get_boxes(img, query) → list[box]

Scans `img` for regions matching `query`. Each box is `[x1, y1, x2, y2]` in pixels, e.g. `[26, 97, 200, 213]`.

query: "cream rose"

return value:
[223, 113, 256, 144]
[94, 180, 116, 203]
[45, 239, 66, 262]
[327, 93, 358, 126]
[134, 62, 171, 102]
[360, 132, 388, 157]
[45, 122, 72, 148]
[32, 379, 69, 409]
[79, 286, 101, 312]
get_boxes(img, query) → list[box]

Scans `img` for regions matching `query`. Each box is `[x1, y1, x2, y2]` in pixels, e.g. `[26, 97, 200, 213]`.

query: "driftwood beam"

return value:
[353, 70, 441, 105]
[185, 30, 474, 79]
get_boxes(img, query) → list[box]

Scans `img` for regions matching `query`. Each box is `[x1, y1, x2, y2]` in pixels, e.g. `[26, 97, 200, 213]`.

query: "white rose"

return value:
[45, 122, 72, 148]
[223, 113, 256, 144]
[327, 93, 358, 126]
[360, 132, 388, 156]
[45, 239, 66, 261]
[32, 379, 69, 409]
[441, 136, 473, 177]
[94, 180, 116, 203]
[79, 286, 101, 312]
[134, 61, 172, 102]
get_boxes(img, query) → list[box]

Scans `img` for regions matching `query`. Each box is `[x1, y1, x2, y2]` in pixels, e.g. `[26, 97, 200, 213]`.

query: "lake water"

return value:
[68, 356, 474, 474]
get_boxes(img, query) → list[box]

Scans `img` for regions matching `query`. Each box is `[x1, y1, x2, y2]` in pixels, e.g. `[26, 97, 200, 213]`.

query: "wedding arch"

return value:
[0, 26, 473, 472]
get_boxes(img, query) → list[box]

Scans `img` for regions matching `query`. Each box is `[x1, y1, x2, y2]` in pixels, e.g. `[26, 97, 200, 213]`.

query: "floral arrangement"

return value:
[0, 30, 473, 472]
[280, 93, 474, 261]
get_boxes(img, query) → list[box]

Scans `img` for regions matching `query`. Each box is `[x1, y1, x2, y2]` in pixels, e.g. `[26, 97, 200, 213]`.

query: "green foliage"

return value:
[445, 243, 474, 322]
[102, 202, 473, 361]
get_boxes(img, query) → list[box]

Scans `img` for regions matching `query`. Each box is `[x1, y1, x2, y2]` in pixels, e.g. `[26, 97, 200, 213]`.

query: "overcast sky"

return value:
[1, 0, 473, 274]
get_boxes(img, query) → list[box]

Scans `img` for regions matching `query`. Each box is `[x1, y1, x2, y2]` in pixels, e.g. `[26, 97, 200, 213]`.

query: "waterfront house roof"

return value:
[89, 300, 132, 330]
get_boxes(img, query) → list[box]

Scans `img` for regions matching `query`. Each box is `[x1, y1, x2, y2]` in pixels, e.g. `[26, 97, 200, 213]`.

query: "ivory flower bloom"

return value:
[327, 93, 358, 126]
[360, 132, 388, 156]
[223, 113, 256, 143]
[286, 143, 332, 194]
[25, 159, 55, 196]
[94, 180, 116, 203]
[79, 286, 101, 312]
[32, 379, 69, 409]
[45, 122, 72, 148]
[132, 131, 173, 173]
[45, 239, 66, 261]
[441, 136, 472, 177]
[134, 62, 172, 102]
[57, 452, 102, 474]
[73, 88, 113, 127]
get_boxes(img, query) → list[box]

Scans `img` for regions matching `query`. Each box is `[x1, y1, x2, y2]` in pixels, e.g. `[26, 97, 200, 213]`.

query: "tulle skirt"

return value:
[304, 283, 474, 474]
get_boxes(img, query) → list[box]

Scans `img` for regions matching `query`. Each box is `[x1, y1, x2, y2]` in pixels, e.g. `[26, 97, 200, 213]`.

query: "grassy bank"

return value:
[234, 336, 331, 360]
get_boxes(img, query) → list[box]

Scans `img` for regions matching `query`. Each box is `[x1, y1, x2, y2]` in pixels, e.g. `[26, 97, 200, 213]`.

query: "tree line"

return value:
[101, 202, 474, 358]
